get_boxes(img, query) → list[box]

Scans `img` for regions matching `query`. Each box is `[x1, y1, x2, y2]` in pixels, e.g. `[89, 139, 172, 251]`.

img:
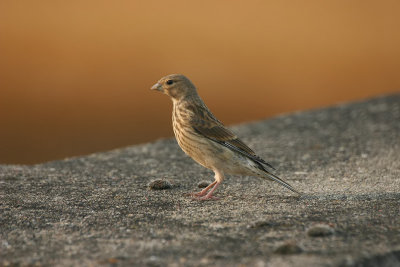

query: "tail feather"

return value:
[262, 171, 301, 195]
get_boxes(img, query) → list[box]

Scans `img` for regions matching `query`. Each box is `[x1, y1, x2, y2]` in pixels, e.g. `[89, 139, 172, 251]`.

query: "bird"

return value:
[151, 74, 300, 200]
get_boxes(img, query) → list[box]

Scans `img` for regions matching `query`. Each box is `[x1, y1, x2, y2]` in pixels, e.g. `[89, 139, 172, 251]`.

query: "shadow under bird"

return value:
[151, 74, 300, 200]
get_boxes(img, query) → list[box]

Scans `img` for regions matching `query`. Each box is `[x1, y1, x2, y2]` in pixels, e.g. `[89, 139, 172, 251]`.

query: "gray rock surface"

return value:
[1, 94, 400, 266]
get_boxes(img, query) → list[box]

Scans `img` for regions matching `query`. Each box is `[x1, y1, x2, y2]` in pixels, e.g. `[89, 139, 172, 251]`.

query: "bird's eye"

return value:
[166, 80, 174, 85]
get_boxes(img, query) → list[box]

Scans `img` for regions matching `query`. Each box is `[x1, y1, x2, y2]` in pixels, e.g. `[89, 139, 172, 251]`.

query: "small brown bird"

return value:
[151, 74, 300, 200]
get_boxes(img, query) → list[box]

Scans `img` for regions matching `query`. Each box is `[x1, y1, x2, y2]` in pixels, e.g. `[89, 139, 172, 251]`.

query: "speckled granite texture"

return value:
[1, 94, 399, 266]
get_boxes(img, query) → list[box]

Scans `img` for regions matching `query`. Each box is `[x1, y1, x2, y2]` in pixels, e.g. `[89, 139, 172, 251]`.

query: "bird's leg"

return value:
[198, 181, 221, 200]
[192, 181, 217, 197]
[197, 170, 224, 200]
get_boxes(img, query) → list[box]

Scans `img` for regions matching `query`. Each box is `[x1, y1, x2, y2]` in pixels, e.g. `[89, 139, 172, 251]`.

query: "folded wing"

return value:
[187, 103, 276, 170]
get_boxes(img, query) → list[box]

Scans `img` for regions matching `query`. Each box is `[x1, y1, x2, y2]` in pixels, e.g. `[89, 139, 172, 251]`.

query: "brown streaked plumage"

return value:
[151, 74, 300, 200]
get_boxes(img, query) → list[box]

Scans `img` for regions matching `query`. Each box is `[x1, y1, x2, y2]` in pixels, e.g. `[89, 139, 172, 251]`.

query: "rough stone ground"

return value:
[1, 94, 399, 266]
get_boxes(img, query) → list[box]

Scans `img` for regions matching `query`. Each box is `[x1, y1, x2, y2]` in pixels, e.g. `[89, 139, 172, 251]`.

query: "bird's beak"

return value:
[151, 82, 162, 91]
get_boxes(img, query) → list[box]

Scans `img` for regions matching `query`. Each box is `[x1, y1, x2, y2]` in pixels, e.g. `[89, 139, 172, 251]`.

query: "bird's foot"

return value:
[185, 192, 219, 200]
[186, 180, 220, 200]
[184, 191, 206, 197]
[191, 192, 220, 201]
[191, 191, 207, 197]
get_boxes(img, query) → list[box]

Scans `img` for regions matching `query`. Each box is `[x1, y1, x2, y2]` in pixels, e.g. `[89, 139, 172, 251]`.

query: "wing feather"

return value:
[187, 103, 276, 170]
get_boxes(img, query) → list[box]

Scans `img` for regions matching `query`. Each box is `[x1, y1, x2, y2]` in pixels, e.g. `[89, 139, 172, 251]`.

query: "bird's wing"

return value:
[187, 103, 276, 170]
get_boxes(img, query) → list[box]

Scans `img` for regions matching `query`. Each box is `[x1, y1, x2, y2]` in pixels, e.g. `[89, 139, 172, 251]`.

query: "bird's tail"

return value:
[260, 171, 301, 195]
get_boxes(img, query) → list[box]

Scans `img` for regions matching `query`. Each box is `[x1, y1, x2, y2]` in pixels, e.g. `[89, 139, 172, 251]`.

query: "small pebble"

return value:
[274, 241, 303, 254]
[307, 223, 334, 237]
[148, 179, 173, 190]
[197, 181, 212, 188]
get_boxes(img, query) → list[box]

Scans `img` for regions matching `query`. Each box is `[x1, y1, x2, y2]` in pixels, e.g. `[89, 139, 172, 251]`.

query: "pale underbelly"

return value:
[175, 133, 253, 175]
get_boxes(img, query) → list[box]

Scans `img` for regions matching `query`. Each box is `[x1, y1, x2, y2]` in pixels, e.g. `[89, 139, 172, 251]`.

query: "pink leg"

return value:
[198, 181, 221, 200]
[194, 169, 225, 201]
[192, 181, 217, 197]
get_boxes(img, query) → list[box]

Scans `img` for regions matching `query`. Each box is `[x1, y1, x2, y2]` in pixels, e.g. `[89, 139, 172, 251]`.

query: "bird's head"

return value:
[151, 74, 197, 101]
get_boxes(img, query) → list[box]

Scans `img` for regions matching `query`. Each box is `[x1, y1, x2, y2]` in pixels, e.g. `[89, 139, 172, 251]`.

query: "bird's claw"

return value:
[192, 192, 206, 197]
[184, 192, 205, 197]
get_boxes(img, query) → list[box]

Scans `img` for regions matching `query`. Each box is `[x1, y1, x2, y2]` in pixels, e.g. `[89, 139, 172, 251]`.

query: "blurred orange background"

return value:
[1, 1, 399, 164]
